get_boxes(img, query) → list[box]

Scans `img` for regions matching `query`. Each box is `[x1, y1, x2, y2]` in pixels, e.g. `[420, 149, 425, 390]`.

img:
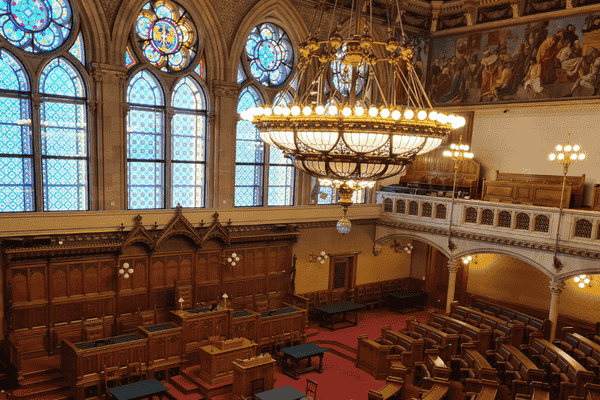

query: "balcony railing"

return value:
[377, 192, 600, 252]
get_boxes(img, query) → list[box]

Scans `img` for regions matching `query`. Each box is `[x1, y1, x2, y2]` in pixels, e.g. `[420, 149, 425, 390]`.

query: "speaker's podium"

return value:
[231, 354, 277, 400]
[186, 336, 257, 399]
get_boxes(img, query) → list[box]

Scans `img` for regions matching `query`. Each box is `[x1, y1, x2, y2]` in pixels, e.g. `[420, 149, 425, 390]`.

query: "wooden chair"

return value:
[103, 365, 120, 391]
[251, 377, 265, 399]
[318, 291, 328, 306]
[331, 290, 342, 304]
[127, 360, 143, 383]
[306, 379, 318, 399]
[272, 334, 286, 360]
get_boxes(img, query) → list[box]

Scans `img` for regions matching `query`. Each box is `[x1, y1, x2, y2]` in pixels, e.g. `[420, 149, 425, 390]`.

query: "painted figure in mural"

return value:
[492, 60, 513, 101]
[506, 43, 528, 96]
[523, 59, 543, 97]
[562, 24, 580, 46]
[438, 56, 467, 103]
[564, 57, 600, 97]
[556, 40, 584, 81]
[536, 33, 562, 84]
[480, 49, 499, 99]
[583, 17, 600, 33]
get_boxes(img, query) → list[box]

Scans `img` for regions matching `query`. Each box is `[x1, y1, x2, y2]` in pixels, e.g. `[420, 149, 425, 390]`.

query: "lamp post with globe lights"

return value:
[547, 134, 586, 271]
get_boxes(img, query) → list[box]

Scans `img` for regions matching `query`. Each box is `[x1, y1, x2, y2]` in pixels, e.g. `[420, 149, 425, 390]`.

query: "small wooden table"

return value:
[106, 379, 169, 400]
[281, 343, 327, 380]
[313, 301, 364, 331]
[254, 385, 306, 400]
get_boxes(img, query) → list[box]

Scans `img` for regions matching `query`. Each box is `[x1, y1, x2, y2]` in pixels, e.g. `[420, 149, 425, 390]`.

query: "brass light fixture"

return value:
[309, 251, 329, 264]
[547, 134, 586, 271]
[118, 262, 134, 279]
[443, 135, 474, 251]
[241, 0, 466, 234]
[573, 274, 592, 288]
[461, 255, 478, 265]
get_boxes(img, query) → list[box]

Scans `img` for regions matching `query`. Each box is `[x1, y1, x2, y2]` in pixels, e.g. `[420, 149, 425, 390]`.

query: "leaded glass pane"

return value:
[267, 165, 293, 206]
[127, 108, 164, 160]
[237, 86, 262, 113]
[68, 32, 85, 64]
[172, 163, 203, 208]
[0, 157, 33, 212]
[127, 70, 164, 106]
[42, 158, 87, 211]
[172, 114, 204, 160]
[135, 0, 197, 72]
[332, 47, 368, 97]
[172, 76, 204, 110]
[245, 23, 293, 87]
[194, 57, 204, 77]
[39, 58, 84, 97]
[128, 161, 164, 209]
[0, 50, 29, 91]
[237, 63, 246, 84]
[0, 0, 73, 53]
[40, 101, 86, 156]
[0, 99, 31, 155]
[125, 47, 136, 68]
[235, 164, 262, 206]
[269, 147, 290, 165]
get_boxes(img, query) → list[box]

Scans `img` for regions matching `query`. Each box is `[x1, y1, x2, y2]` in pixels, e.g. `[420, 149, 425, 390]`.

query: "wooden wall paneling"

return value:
[165, 256, 179, 286]
[30, 266, 46, 301]
[255, 248, 266, 275]
[244, 249, 255, 276]
[100, 260, 115, 293]
[51, 265, 67, 300]
[84, 263, 99, 295]
[131, 258, 147, 291]
[268, 247, 278, 274]
[180, 253, 193, 281]
[151, 256, 166, 288]
[10, 267, 29, 304]
[255, 277, 264, 295]
[69, 264, 83, 297]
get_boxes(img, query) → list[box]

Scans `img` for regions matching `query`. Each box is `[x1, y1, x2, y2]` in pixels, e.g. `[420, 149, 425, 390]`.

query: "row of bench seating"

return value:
[554, 328, 600, 380]
[490, 339, 545, 397]
[430, 313, 493, 356]
[406, 317, 460, 362]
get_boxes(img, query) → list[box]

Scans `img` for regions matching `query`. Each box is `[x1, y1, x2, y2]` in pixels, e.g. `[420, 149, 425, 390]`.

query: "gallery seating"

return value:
[430, 313, 493, 355]
[368, 376, 404, 400]
[405, 318, 460, 362]
[488, 339, 545, 397]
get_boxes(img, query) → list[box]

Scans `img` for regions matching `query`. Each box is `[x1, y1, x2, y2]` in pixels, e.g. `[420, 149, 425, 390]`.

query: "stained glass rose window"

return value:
[0, 0, 73, 52]
[136, 0, 197, 72]
[245, 23, 293, 87]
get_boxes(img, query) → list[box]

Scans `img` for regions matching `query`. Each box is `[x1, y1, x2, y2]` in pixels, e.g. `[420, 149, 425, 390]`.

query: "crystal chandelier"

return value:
[240, 0, 466, 233]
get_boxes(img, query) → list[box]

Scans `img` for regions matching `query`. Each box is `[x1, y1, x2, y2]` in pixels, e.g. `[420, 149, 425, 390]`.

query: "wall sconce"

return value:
[392, 240, 413, 254]
[574, 274, 592, 288]
[119, 262, 134, 279]
[223, 252, 240, 266]
[222, 293, 229, 308]
[403, 244, 414, 254]
[462, 255, 478, 265]
[309, 251, 328, 264]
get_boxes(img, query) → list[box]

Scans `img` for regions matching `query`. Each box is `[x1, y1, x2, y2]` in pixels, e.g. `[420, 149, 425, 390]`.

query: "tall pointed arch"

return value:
[171, 76, 207, 208]
[39, 57, 88, 211]
[0, 50, 33, 212]
[127, 69, 165, 210]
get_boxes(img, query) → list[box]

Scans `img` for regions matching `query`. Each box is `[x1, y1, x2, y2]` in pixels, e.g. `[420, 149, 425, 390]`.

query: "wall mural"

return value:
[396, 32, 429, 103]
[428, 13, 600, 104]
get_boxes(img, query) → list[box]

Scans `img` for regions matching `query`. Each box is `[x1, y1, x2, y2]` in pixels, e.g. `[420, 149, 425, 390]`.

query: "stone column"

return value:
[549, 278, 565, 341]
[91, 63, 128, 210]
[446, 258, 461, 313]
[212, 80, 240, 209]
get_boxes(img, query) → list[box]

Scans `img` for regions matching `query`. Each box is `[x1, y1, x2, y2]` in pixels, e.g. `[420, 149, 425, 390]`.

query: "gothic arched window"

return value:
[126, 1, 207, 210]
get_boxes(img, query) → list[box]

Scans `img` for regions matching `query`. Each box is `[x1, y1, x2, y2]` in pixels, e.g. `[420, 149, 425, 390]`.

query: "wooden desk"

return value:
[107, 379, 168, 400]
[281, 343, 327, 380]
[388, 290, 429, 313]
[138, 323, 182, 381]
[195, 337, 256, 387]
[254, 386, 306, 400]
[313, 301, 363, 331]
[231, 354, 276, 400]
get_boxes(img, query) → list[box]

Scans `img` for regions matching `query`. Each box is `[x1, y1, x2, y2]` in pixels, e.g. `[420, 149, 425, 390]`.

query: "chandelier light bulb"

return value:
[579, 153, 586, 160]
[443, 150, 452, 157]
[232, 253, 237, 258]
[391, 110, 401, 120]
[429, 111, 438, 120]
[404, 109, 414, 120]
[548, 153, 556, 160]
[282, 107, 291, 116]
[128, 268, 134, 274]
[355, 106, 365, 116]
[320, 259, 325, 264]
[555, 144, 563, 151]
[320, 251, 327, 257]
[328, 106, 338, 116]
[369, 107, 378, 117]
[255, 107, 264, 116]
[463, 259, 469, 264]
[579, 282, 585, 288]
[316, 105, 325, 115]
[227, 257, 232, 263]
[573, 144, 580, 151]
[464, 144, 470, 151]
[450, 144, 456, 150]
[580, 274, 586, 279]
[231, 262, 236, 266]
[565, 145, 572, 152]
[575, 277, 580, 282]
[380, 108, 390, 118]
[571, 154, 577, 160]
[438, 114, 448, 124]
[558, 153, 565, 160]
[291, 106, 301, 116]
[274, 106, 283, 115]
[119, 268, 125, 274]
[303, 106, 312, 116]
[240, 110, 250, 121]
[417, 110, 427, 120]
[263, 107, 272, 116]
[454, 151, 460, 157]
[342, 107, 352, 117]
[584, 278, 590, 284]
[124, 273, 130, 279]
[123, 262, 129, 268]
[458, 116, 466, 127]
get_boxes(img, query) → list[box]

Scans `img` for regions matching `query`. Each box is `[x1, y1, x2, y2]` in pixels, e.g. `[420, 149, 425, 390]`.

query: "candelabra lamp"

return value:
[547, 134, 586, 271]
[461, 255, 478, 265]
[223, 252, 240, 266]
[442, 135, 474, 251]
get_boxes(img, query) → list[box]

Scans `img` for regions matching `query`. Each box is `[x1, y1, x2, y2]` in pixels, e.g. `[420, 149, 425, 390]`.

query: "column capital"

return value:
[448, 258, 461, 273]
[212, 80, 241, 99]
[549, 279, 565, 295]
[91, 63, 128, 85]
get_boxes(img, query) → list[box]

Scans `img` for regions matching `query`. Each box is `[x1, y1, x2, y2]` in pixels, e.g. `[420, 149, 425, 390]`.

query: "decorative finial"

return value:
[133, 214, 142, 226]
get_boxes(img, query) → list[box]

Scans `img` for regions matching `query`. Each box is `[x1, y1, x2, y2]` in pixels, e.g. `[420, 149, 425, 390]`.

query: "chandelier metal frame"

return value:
[240, 0, 466, 233]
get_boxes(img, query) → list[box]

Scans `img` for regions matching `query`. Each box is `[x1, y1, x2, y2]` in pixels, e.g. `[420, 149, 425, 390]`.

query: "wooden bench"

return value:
[430, 313, 493, 355]
[466, 379, 499, 400]
[451, 303, 525, 349]
[368, 376, 404, 400]
[414, 348, 451, 387]
[415, 377, 451, 400]
[515, 381, 551, 400]
[555, 329, 600, 380]
[481, 179, 572, 208]
[357, 333, 395, 380]
[452, 342, 497, 393]
[406, 318, 460, 362]
[490, 170, 585, 208]
[469, 296, 551, 341]
[528, 334, 595, 400]
[489, 340, 545, 397]
[381, 325, 425, 367]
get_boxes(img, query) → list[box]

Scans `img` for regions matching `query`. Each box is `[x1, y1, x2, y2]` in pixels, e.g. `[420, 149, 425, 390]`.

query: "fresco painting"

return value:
[429, 13, 600, 104]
